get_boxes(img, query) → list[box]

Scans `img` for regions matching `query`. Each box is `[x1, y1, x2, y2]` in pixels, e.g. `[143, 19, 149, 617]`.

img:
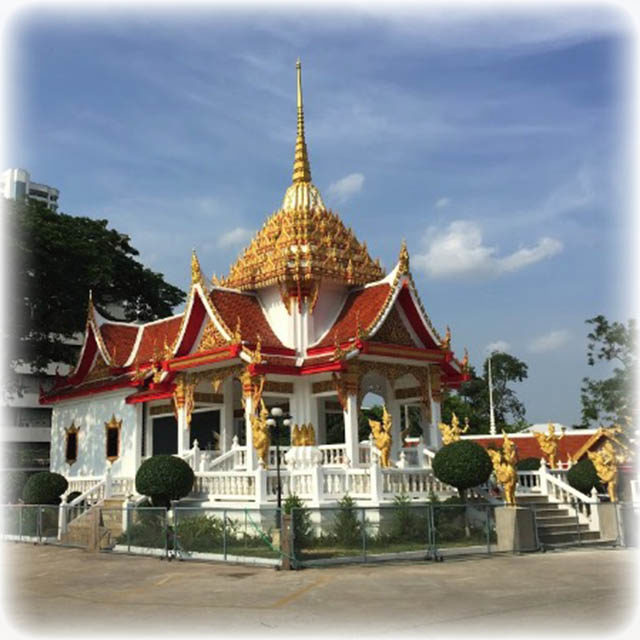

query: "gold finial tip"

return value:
[296, 58, 301, 67]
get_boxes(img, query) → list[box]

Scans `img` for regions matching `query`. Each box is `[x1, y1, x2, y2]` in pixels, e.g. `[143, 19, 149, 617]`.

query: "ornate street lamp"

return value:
[266, 406, 291, 529]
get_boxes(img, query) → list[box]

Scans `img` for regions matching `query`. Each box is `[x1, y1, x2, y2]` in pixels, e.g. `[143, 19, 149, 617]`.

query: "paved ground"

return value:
[1, 543, 638, 638]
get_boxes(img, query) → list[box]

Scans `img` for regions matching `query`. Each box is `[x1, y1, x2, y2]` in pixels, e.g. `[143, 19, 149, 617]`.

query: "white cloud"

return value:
[486, 340, 510, 354]
[435, 197, 450, 208]
[528, 330, 571, 354]
[412, 220, 563, 279]
[216, 227, 254, 249]
[327, 173, 365, 203]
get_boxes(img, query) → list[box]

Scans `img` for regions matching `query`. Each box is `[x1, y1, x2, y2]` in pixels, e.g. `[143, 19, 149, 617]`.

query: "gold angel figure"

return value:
[588, 441, 624, 502]
[438, 412, 469, 445]
[250, 400, 270, 467]
[369, 406, 393, 468]
[487, 433, 517, 506]
[533, 423, 565, 469]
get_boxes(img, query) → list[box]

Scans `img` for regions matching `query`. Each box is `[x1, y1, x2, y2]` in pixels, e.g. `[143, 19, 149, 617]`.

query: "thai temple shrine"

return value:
[40, 61, 471, 508]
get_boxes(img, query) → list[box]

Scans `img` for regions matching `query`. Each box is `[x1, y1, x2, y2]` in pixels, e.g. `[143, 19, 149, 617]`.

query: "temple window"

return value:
[105, 415, 122, 462]
[65, 422, 79, 465]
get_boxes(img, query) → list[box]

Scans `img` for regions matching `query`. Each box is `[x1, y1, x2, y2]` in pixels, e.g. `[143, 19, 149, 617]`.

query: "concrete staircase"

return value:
[61, 497, 125, 550]
[516, 495, 601, 547]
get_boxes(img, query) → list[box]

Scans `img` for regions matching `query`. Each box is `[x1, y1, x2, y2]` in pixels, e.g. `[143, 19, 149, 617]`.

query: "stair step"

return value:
[538, 523, 590, 534]
[533, 508, 570, 517]
[535, 516, 578, 526]
[539, 530, 600, 543]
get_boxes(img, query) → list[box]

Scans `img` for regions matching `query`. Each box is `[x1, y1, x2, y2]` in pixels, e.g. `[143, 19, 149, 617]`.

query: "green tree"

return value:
[580, 315, 636, 429]
[443, 353, 529, 433]
[6, 198, 186, 374]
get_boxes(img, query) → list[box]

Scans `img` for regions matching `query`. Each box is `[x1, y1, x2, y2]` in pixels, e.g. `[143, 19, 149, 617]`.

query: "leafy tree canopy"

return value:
[580, 315, 636, 429]
[443, 353, 529, 433]
[6, 198, 186, 373]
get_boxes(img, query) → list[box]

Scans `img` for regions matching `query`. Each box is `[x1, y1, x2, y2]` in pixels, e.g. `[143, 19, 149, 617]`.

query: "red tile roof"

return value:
[315, 283, 391, 348]
[209, 290, 284, 348]
[133, 316, 184, 365]
[468, 433, 596, 463]
[100, 323, 139, 367]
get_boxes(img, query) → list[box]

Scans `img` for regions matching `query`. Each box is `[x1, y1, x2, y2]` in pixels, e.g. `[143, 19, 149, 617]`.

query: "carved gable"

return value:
[369, 306, 416, 347]
[196, 319, 227, 352]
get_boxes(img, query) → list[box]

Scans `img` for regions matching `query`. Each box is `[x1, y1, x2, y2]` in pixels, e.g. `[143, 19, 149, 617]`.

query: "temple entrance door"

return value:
[190, 410, 220, 451]
[152, 416, 178, 455]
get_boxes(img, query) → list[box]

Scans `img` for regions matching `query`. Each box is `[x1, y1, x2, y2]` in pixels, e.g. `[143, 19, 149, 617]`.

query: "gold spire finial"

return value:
[191, 249, 206, 288]
[292, 58, 311, 184]
[398, 239, 410, 274]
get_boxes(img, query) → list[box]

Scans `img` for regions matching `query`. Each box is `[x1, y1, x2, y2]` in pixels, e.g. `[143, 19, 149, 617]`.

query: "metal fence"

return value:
[2, 499, 636, 568]
[290, 501, 498, 567]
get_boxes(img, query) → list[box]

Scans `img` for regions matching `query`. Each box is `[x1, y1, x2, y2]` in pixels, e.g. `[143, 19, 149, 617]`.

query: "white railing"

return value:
[65, 476, 103, 498]
[322, 469, 371, 499]
[318, 444, 349, 466]
[381, 468, 455, 499]
[193, 471, 256, 500]
[207, 447, 245, 472]
[268, 446, 289, 469]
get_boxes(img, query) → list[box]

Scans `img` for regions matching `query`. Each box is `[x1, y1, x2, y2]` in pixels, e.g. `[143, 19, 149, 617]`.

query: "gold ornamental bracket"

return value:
[172, 374, 196, 427]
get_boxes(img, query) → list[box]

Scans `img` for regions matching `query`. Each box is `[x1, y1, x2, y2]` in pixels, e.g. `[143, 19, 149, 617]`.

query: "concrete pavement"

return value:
[1, 543, 638, 638]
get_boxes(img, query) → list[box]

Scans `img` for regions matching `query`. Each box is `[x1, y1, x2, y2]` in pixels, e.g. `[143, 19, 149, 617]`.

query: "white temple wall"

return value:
[50, 391, 139, 479]
[308, 282, 347, 346]
[256, 286, 294, 348]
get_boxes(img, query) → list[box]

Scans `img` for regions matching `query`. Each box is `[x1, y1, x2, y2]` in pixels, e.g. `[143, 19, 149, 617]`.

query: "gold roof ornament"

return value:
[221, 60, 384, 296]
[398, 240, 410, 275]
[191, 249, 207, 289]
[440, 325, 451, 350]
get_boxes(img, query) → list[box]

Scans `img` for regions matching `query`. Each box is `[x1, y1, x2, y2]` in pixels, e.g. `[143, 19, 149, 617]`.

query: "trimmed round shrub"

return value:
[433, 441, 492, 498]
[567, 458, 600, 496]
[516, 457, 542, 471]
[135, 455, 195, 508]
[22, 472, 68, 505]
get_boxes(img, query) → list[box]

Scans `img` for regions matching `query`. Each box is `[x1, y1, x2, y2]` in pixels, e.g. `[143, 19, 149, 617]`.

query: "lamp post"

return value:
[266, 406, 291, 529]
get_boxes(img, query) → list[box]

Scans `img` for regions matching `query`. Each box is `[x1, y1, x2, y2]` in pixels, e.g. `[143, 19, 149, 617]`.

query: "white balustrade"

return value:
[318, 444, 348, 466]
[193, 471, 256, 500]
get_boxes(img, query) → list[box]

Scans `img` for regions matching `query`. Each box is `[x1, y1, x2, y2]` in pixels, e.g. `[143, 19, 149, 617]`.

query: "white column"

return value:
[386, 380, 402, 464]
[145, 405, 153, 458]
[244, 395, 256, 472]
[176, 405, 190, 455]
[131, 403, 143, 475]
[220, 377, 235, 453]
[430, 399, 442, 448]
[343, 394, 360, 468]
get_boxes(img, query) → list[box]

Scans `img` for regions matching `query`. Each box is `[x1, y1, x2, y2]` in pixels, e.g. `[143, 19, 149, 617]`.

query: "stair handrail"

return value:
[67, 467, 113, 507]
[206, 448, 241, 472]
[542, 469, 596, 504]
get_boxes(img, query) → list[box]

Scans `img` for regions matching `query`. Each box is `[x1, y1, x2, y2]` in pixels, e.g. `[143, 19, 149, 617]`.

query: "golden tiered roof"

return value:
[221, 60, 384, 294]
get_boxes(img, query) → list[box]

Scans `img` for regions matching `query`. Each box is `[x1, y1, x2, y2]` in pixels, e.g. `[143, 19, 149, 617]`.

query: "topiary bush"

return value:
[135, 455, 195, 508]
[516, 457, 542, 471]
[332, 494, 362, 548]
[22, 471, 68, 505]
[284, 494, 312, 551]
[433, 441, 492, 499]
[567, 458, 601, 496]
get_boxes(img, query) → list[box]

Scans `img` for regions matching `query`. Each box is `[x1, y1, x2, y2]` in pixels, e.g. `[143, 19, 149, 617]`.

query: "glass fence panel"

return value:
[172, 508, 280, 561]
[433, 502, 493, 554]
[293, 504, 366, 563]
[116, 507, 168, 552]
[368, 503, 431, 556]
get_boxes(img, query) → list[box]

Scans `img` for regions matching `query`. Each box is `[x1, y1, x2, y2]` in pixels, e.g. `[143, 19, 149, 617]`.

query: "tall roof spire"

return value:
[292, 58, 312, 184]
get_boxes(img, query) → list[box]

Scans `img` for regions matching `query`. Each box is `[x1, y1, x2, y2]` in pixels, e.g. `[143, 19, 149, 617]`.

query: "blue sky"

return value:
[3, 3, 635, 426]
